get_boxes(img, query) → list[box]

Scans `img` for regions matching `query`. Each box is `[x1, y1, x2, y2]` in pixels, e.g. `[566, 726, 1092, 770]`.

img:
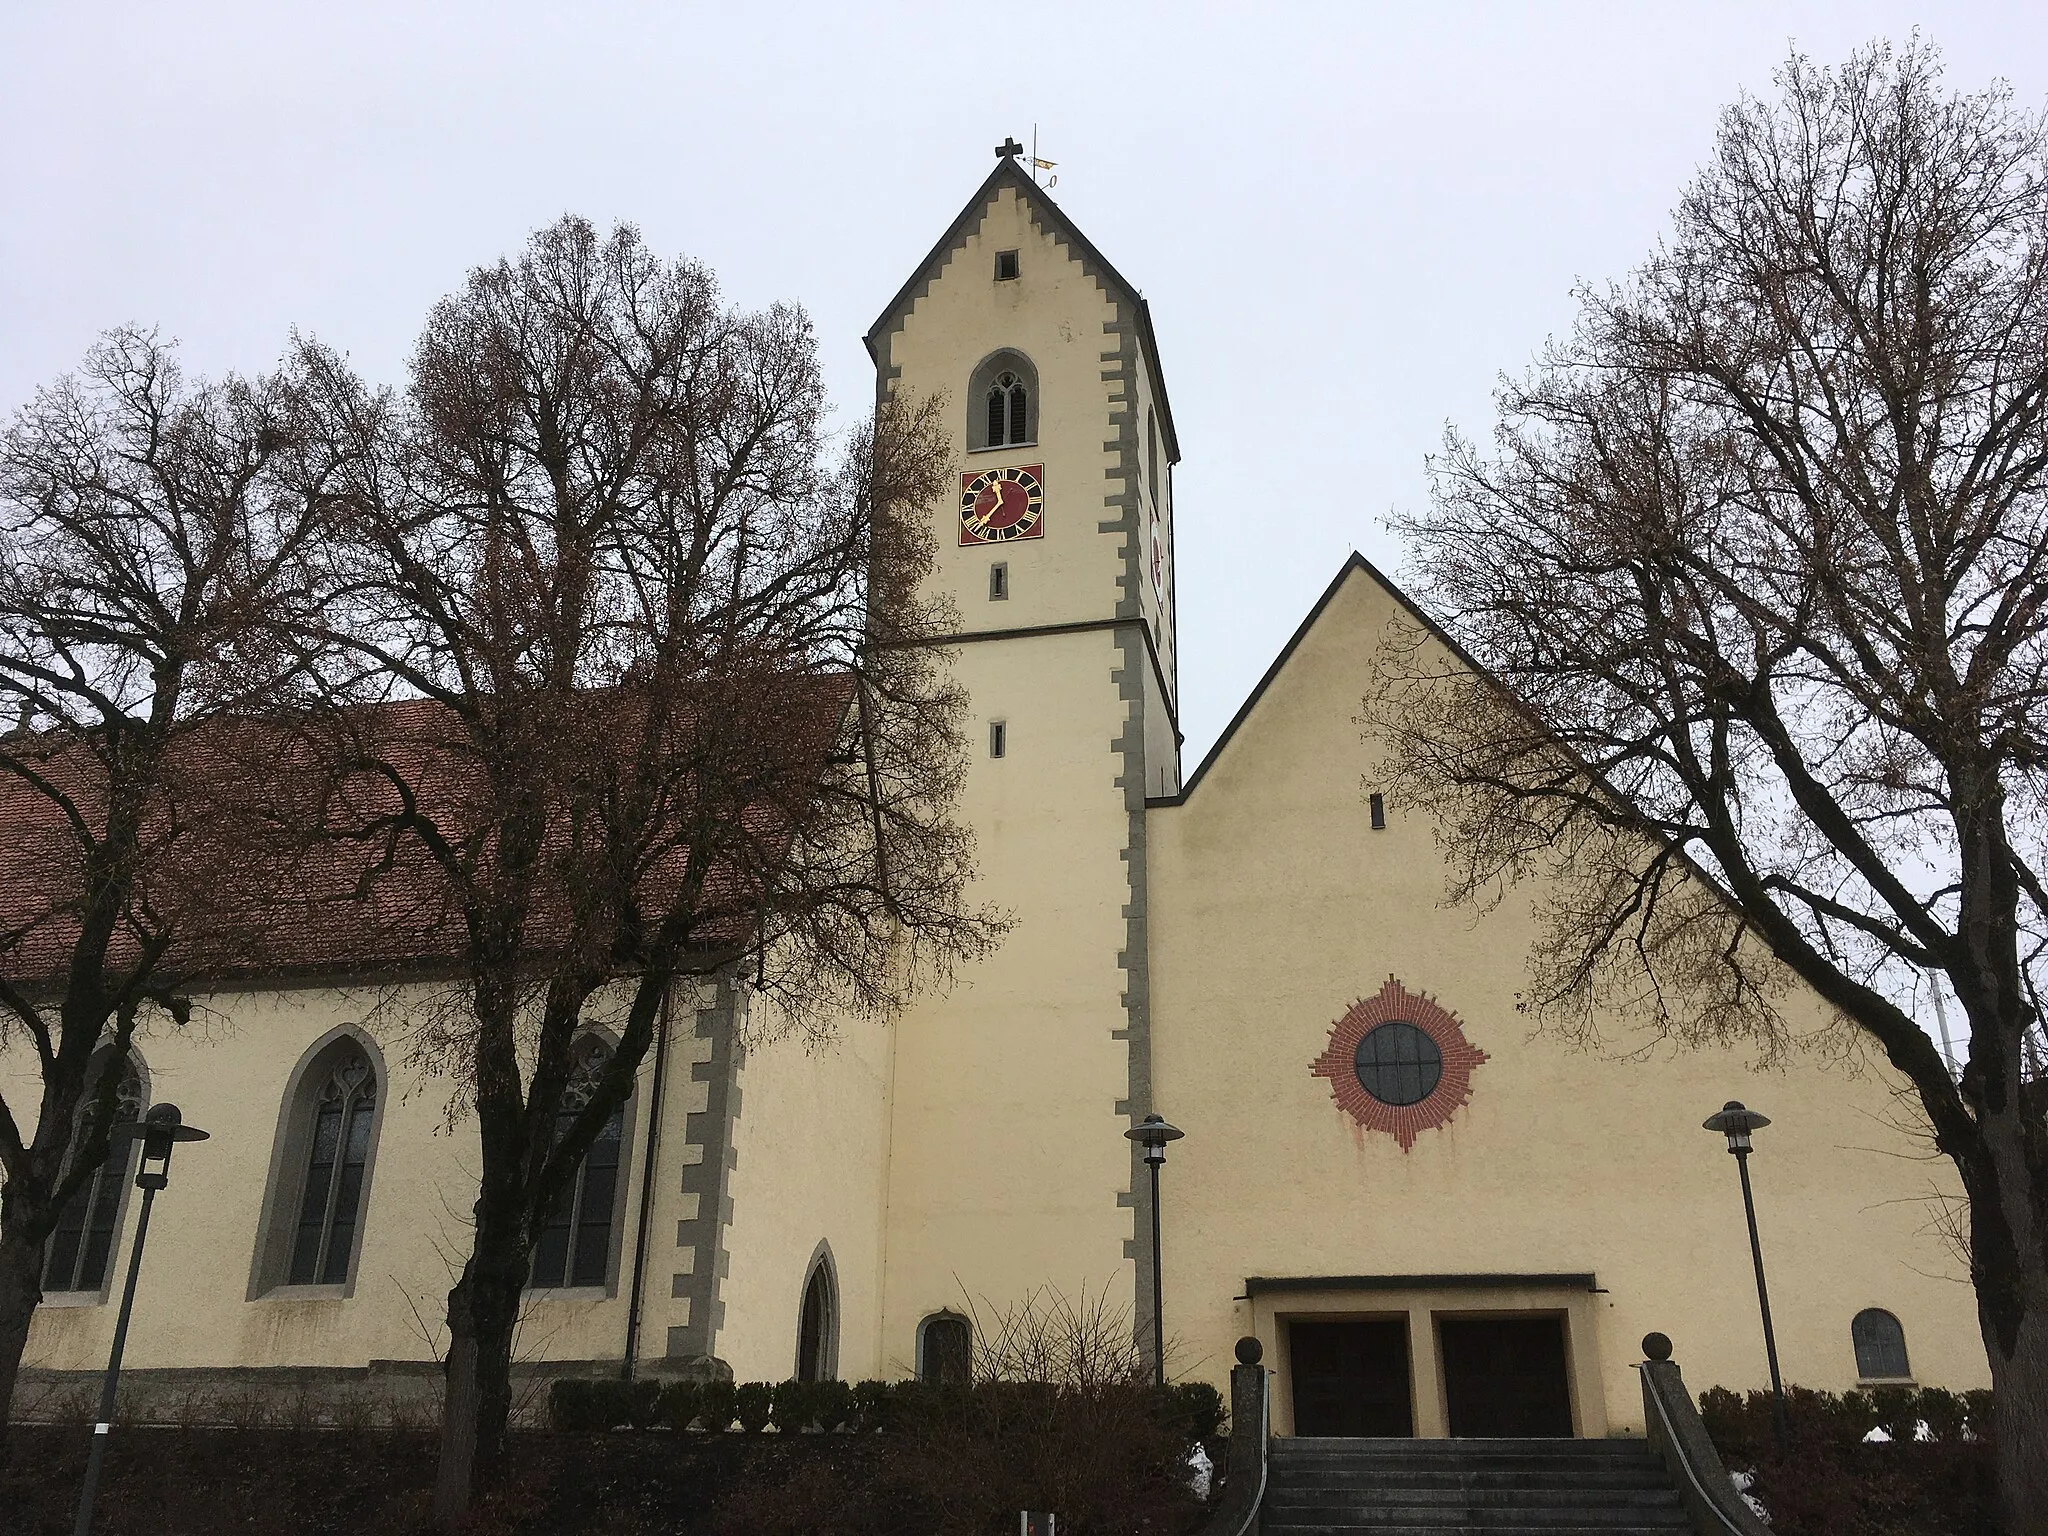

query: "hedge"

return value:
[548, 1374, 1226, 1442]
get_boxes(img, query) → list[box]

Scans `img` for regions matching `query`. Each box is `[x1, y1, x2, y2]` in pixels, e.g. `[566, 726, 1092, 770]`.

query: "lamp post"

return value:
[1703, 1099, 1789, 1458]
[73, 1103, 209, 1536]
[1123, 1113, 1183, 1388]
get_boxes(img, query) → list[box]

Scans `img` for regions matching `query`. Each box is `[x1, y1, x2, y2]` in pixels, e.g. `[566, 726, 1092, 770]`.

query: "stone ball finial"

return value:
[1234, 1336, 1264, 1366]
[1641, 1332, 1673, 1362]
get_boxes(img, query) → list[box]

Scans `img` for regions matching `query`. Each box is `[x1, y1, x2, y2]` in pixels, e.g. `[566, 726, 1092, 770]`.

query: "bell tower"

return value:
[864, 144, 1185, 1374]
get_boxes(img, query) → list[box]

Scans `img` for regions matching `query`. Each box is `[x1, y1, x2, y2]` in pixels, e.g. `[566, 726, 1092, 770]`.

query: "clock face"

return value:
[960, 464, 1045, 545]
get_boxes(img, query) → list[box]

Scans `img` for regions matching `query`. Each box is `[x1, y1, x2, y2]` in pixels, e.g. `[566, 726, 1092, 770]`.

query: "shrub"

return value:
[770, 1379, 816, 1433]
[1869, 1384, 1920, 1443]
[658, 1380, 702, 1432]
[1916, 1387, 1968, 1444]
[814, 1379, 854, 1431]
[625, 1378, 662, 1429]
[1697, 1385, 1746, 1447]
[550, 1379, 621, 1431]
[1962, 1389, 1995, 1443]
[1163, 1381, 1226, 1445]
[850, 1379, 892, 1432]
[1695, 1381, 2000, 1535]
[698, 1379, 739, 1433]
[736, 1381, 774, 1433]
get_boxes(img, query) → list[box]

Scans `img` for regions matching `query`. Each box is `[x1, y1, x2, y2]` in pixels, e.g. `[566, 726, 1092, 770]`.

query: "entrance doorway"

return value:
[1439, 1316, 1573, 1437]
[1289, 1319, 1414, 1436]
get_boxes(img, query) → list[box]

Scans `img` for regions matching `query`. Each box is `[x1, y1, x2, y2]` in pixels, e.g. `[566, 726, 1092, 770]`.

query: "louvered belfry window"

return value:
[986, 371, 1029, 447]
[289, 1044, 377, 1285]
[530, 1037, 625, 1290]
[42, 1056, 144, 1293]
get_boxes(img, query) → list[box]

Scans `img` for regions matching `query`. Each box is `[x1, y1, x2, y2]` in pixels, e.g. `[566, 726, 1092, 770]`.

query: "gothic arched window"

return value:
[796, 1246, 839, 1382]
[1852, 1308, 1911, 1380]
[968, 351, 1038, 451]
[529, 1036, 626, 1291]
[917, 1310, 972, 1385]
[987, 372, 1029, 447]
[42, 1051, 145, 1295]
[288, 1041, 378, 1285]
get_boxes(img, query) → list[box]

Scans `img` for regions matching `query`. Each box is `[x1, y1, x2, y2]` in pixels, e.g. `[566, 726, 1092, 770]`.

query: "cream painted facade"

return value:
[7, 155, 1987, 1434]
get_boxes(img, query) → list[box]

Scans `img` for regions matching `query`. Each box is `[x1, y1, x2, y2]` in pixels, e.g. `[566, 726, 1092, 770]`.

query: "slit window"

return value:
[989, 562, 1009, 601]
[989, 720, 1007, 758]
[1369, 792, 1386, 830]
[994, 249, 1019, 281]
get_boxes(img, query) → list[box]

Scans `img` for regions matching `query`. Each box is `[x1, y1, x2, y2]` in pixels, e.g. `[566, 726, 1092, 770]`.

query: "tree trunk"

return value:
[1968, 1100, 2048, 1536]
[0, 1206, 46, 1448]
[1986, 1298, 2048, 1536]
[432, 1212, 526, 1528]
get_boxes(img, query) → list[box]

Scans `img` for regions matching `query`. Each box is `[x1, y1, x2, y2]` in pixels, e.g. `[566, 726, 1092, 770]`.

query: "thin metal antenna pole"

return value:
[73, 1181, 157, 1536]
[1736, 1150, 1790, 1458]
[1149, 1156, 1165, 1388]
[1931, 984, 1958, 1081]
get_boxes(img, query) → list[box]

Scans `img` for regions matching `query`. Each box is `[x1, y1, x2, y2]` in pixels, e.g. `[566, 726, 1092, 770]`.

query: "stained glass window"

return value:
[41, 1055, 144, 1294]
[288, 1043, 377, 1285]
[529, 1037, 624, 1290]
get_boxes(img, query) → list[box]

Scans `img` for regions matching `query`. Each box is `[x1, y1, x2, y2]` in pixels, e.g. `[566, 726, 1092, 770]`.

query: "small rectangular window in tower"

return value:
[989, 720, 1007, 758]
[994, 249, 1020, 282]
[989, 561, 1009, 601]
[1369, 792, 1386, 830]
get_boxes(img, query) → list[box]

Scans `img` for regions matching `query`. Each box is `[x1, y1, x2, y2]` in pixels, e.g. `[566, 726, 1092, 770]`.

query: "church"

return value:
[10, 148, 1988, 1439]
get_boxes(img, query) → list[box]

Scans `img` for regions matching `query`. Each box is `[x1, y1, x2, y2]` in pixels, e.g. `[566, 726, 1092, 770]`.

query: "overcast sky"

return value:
[5, 2, 2045, 767]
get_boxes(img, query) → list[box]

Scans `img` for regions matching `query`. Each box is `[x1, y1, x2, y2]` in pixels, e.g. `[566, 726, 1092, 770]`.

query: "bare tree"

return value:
[296, 216, 998, 1525]
[1366, 42, 2048, 1529]
[0, 331, 330, 1438]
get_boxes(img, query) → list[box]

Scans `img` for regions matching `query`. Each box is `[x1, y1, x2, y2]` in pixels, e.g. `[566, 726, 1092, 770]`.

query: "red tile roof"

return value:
[0, 674, 855, 991]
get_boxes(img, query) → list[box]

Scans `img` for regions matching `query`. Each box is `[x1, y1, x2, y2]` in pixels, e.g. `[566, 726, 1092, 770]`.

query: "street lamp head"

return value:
[1703, 1099, 1770, 1155]
[117, 1103, 209, 1189]
[1124, 1112, 1184, 1166]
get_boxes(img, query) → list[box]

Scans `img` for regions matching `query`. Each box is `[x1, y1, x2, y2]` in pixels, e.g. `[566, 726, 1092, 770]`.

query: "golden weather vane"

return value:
[996, 132, 1057, 188]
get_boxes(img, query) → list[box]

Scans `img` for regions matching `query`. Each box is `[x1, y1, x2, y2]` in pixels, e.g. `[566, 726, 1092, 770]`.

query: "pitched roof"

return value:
[0, 675, 856, 990]
[865, 156, 1182, 465]
[1153, 551, 1500, 807]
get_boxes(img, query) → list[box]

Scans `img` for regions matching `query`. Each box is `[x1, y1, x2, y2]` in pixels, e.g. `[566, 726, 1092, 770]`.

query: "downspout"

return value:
[621, 982, 675, 1379]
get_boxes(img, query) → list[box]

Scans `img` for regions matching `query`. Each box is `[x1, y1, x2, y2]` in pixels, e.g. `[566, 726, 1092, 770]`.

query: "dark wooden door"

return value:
[1289, 1319, 1414, 1437]
[1439, 1316, 1574, 1437]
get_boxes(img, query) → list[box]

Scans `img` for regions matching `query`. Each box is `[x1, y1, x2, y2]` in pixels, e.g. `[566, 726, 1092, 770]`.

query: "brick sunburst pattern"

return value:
[1310, 977, 1489, 1151]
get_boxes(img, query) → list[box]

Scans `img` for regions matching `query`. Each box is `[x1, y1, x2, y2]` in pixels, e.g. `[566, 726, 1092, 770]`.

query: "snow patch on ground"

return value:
[1731, 1467, 1771, 1523]
[1186, 1443, 1212, 1500]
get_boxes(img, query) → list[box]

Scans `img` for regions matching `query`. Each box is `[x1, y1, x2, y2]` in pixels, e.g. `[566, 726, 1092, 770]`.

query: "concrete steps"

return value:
[1262, 1438, 1692, 1534]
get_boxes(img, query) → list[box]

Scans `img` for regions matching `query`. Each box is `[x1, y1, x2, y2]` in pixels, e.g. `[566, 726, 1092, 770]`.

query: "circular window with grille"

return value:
[1311, 978, 1488, 1150]
[1353, 1021, 1443, 1106]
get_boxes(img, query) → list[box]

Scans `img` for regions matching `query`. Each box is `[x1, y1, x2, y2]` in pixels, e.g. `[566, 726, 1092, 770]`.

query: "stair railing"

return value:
[1636, 1332, 1772, 1536]
[1198, 1336, 1271, 1536]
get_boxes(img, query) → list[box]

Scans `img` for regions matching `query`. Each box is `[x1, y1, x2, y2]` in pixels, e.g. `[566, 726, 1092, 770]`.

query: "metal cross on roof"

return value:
[996, 137, 1024, 160]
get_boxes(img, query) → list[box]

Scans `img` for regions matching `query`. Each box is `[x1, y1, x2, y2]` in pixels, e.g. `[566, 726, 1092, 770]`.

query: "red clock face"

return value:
[960, 464, 1045, 545]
